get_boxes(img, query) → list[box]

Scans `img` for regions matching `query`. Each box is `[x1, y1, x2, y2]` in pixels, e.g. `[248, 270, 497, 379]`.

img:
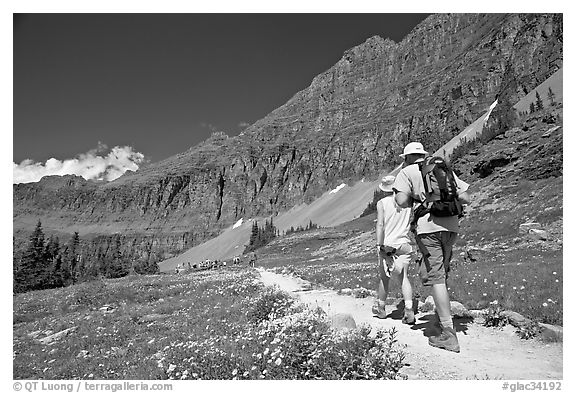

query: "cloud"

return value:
[200, 122, 218, 132]
[13, 145, 145, 184]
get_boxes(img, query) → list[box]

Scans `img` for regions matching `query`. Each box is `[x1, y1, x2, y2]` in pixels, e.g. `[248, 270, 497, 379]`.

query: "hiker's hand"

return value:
[383, 255, 394, 277]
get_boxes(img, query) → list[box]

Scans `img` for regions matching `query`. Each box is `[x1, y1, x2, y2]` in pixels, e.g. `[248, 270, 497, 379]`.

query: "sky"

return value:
[13, 13, 429, 183]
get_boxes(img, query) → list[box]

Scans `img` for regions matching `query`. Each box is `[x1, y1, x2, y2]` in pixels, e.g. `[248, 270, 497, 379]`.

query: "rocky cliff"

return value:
[13, 13, 563, 264]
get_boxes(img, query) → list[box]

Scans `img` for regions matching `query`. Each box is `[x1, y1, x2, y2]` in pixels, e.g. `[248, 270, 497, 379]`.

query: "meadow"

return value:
[13, 266, 406, 380]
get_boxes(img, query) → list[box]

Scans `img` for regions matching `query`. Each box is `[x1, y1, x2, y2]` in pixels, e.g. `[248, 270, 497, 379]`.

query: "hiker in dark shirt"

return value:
[248, 252, 257, 268]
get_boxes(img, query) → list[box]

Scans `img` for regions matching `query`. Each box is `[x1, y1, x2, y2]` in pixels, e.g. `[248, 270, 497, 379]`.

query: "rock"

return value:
[27, 330, 42, 339]
[541, 125, 561, 138]
[352, 287, 371, 298]
[77, 350, 90, 358]
[528, 228, 549, 241]
[99, 305, 115, 313]
[330, 313, 357, 330]
[519, 222, 542, 234]
[538, 323, 563, 342]
[139, 314, 170, 323]
[38, 327, 77, 345]
[419, 295, 435, 312]
[339, 288, 353, 296]
[501, 310, 529, 327]
[450, 301, 471, 318]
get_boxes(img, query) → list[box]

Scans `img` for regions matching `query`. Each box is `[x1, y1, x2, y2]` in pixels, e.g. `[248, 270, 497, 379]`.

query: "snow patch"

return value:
[233, 218, 243, 229]
[329, 183, 346, 194]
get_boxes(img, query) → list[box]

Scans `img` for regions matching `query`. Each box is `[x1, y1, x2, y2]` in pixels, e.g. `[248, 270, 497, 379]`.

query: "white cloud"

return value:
[13, 145, 145, 184]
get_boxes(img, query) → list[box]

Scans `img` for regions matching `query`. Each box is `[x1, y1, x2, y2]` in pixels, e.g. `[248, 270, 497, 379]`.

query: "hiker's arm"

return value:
[394, 191, 413, 208]
[458, 190, 471, 205]
[376, 201, 385, 247]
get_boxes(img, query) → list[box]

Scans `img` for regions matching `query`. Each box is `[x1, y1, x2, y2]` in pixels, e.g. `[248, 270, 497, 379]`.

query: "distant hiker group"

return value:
[174, 252, 257, 274]
[373, 142, 471, 353]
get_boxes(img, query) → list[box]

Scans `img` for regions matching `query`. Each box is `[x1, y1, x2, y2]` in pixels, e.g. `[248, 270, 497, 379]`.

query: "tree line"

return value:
[13, 221, 158, 293]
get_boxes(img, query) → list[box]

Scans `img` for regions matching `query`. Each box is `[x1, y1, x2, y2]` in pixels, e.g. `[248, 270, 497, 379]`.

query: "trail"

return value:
[257, 268, 562, 380]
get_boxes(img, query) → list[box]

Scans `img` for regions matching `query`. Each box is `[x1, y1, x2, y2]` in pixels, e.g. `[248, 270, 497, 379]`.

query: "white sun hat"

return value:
[378, 175, 396, 192]
[399, 142, 428, 157]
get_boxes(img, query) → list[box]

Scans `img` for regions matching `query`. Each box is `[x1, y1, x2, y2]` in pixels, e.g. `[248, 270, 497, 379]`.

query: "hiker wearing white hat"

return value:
[393, 142, 471, 353]
[372, 175, 416, 324]
[399, 141, 428, 158]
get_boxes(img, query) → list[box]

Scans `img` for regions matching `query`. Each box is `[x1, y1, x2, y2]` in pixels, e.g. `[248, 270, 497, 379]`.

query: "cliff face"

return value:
[13, 13, 563, 262]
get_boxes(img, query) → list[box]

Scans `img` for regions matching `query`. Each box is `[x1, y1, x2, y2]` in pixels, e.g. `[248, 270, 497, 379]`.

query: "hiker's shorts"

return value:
[380, 243, 416, 275]
[415, 231, 458, 286]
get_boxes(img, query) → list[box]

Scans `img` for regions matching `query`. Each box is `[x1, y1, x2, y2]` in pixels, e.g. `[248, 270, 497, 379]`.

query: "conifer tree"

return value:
[15, 221, 47, 292]
[535, 91, 544, 111]
[63, 232, 81, 284]
[529, 102, 535, 114]
[547, 87, 556, 106]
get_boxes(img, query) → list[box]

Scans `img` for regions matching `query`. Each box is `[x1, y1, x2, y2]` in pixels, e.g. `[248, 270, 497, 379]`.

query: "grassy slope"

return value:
[13, 267, 406, 380]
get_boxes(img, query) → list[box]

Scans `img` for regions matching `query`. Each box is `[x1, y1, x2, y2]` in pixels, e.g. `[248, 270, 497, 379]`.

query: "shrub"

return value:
[246, 286, 298, 324]
[482, 304, 510, 328]
[516, 320, 543, 340]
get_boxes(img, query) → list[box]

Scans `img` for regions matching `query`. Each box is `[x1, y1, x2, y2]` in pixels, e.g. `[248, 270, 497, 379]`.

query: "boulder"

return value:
[538, 323, 563, 342]
[541, 125, 561, 138]
[139, 314, 170, 323]
[419, 295, 435, 312]
[38, 327, 77, 345]
[339, 288, 353, 296]
[501, 310, 529, 327]
[528, 228, 549, 241]
[330, 313, 357, 330]
[519, 222, 542, 234]
[450, 301, 471, 318]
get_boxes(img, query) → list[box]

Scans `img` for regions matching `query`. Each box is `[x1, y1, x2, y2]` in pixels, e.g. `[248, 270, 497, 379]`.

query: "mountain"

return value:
[13, 13, 563, 270]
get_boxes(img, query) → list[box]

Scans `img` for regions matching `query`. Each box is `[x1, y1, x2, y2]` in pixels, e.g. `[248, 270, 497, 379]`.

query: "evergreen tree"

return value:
[535, 91, 544, 111]
[44, 235, 63, 288]
[15, 221, 47, 292]
[529, 102, 535, 114]
[63, 232, 81, 284]
[547, 87, 556, 106]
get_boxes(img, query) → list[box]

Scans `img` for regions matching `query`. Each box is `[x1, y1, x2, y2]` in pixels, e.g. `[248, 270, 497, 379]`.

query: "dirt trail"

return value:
[257, 268, 562, 380]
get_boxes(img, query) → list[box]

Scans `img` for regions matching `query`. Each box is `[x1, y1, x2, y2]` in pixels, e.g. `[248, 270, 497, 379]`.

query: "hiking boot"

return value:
[372, 300, 387, 319]
[429, 327, 460, 353]
[402, 309, 416, 325]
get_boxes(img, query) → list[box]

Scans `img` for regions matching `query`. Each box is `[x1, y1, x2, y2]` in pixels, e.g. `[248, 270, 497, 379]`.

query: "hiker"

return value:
[248, 252, 257, 268]
[393, 142, 471, 353]
[373, 175, 416, 325]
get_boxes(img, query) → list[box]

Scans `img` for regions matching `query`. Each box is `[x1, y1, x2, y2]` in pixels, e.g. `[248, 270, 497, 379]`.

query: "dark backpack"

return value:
[411, 156, 464, 227]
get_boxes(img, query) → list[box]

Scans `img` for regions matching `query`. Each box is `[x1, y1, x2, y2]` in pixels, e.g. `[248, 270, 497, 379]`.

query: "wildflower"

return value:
[232, 369, 238, 376]
[482, 293, 487, 297]
[275, 358, 282, 366]
[520, 286, 525, 290]
[543, 303, 548, 307]
[553, 272, 557, 275]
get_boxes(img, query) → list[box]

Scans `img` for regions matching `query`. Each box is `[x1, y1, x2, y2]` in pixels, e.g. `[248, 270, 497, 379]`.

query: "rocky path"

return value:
[257, 268, 562, 380]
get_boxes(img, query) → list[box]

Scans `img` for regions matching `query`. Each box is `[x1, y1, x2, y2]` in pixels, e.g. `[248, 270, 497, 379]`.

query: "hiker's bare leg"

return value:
[377, 261, 390, 302]
[432, 282, 453, 329]
[400, 266, 413, 306]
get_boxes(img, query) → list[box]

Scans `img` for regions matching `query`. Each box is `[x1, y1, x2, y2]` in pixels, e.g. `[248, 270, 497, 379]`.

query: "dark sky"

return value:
[13, 13, 429, 164]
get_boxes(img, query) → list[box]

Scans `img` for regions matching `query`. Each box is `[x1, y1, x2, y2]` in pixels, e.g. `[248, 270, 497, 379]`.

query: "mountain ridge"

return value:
[13, 13, 563, 271]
